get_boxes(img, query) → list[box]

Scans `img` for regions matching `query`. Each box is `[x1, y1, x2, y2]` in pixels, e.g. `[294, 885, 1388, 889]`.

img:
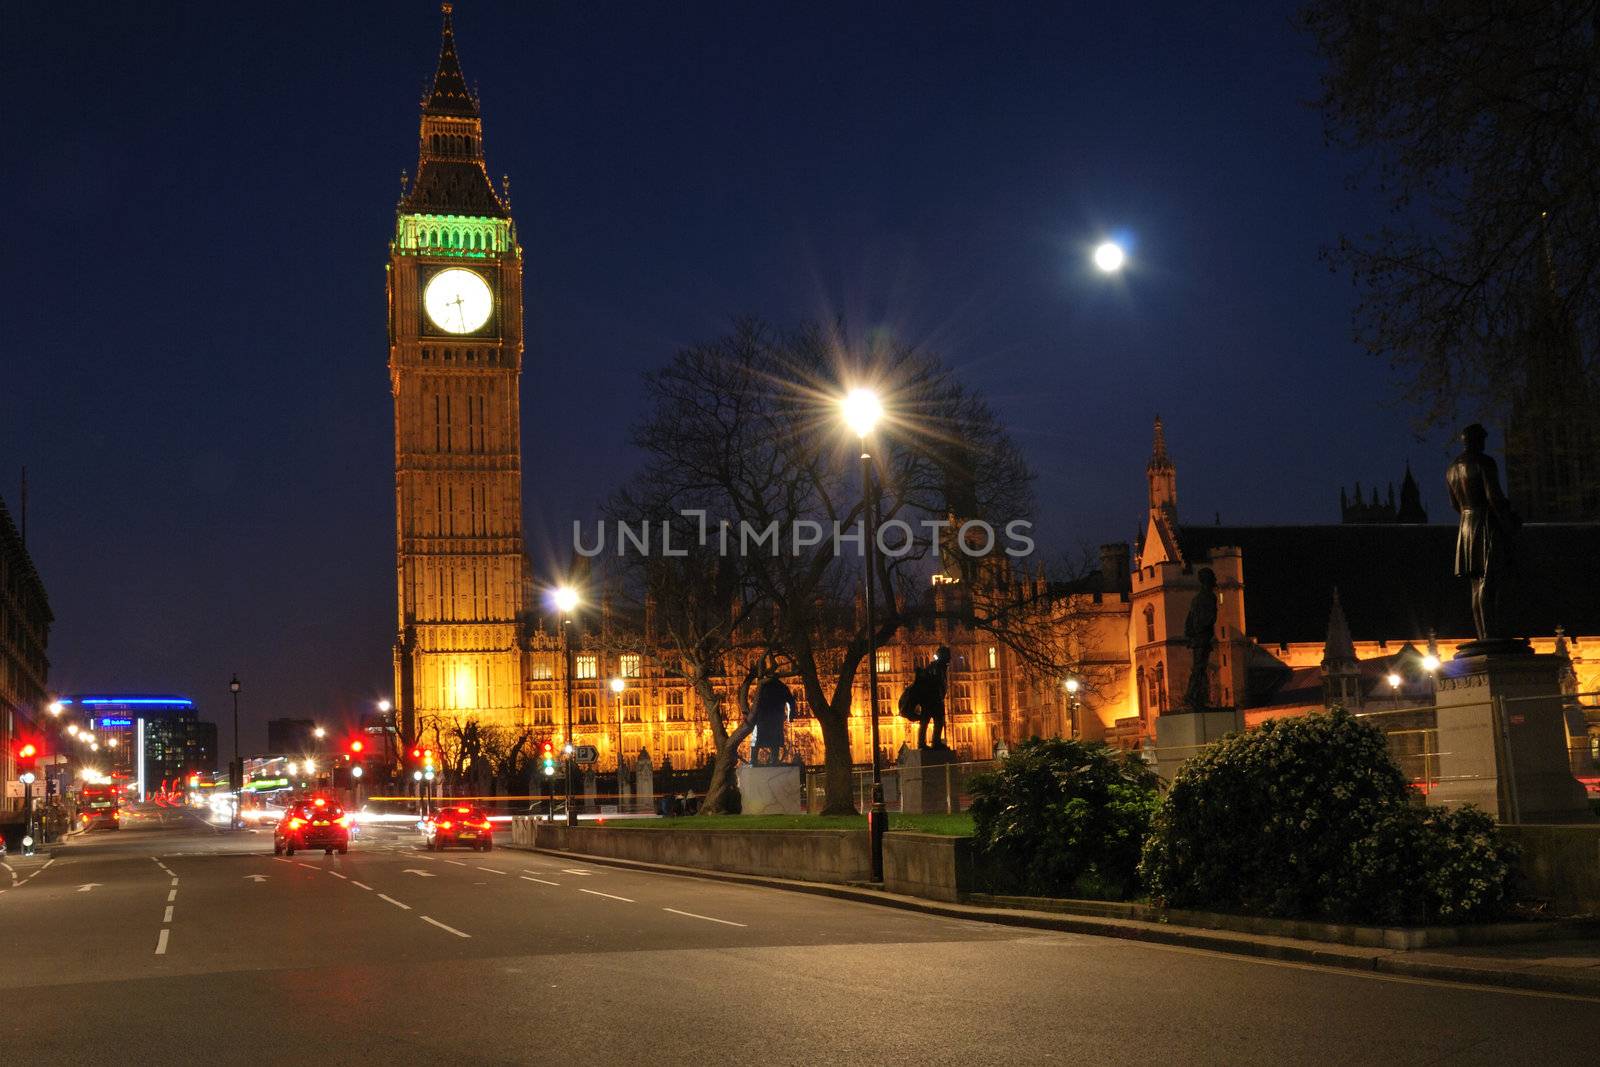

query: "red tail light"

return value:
[288, 818, 304, 829]
[477, 820, 492, 829]
[438, 820, 453, 829]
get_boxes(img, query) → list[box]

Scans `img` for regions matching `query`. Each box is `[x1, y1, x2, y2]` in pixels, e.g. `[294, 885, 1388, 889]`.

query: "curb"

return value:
[507, 841, 1600, 1000]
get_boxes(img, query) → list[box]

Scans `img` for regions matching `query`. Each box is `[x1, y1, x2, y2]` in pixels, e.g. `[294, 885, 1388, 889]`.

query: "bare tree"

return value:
[1303, 0, 1600, 427]
[622, 319, 1037, 814]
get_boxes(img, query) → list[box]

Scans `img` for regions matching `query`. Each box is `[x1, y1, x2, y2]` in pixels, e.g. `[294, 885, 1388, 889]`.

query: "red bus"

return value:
[79, 786, 121, 831]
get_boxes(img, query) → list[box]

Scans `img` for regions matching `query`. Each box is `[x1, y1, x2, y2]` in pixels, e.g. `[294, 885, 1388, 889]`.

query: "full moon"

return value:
[1093, 241, 1126, 272]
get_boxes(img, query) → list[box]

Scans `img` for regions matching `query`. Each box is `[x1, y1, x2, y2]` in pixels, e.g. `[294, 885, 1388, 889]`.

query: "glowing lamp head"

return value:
[1064, 677, 1081, 695]
[377, 699, 392, 713]
[48, 701, 63, 716]
[553, 585, 580, 614]
[609, 677, 625, 694]
[842, 388, 882, 438]
[1093, 241, 1126, 272]
[67, 724, 79, 736]
[313, 727, 326, 740]
[1421, 654, 1440, 673]
[1386, 672, 1403, 690]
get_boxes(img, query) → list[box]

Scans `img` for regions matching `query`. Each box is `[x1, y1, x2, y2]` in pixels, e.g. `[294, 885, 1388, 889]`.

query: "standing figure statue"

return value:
[897, 645, 952, 749]
[750, 668, 793, 766]
[1182, 567, 1219, 711]
[1446, 423, 1520, 643]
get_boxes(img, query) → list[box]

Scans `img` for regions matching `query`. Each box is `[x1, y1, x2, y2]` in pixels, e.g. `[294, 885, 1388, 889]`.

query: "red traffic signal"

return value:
[348, 738, 365, 755]
[16, 740, 40, 772]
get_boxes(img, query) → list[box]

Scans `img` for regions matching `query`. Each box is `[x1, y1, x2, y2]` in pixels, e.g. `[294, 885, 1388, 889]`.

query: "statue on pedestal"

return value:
[897, 645, 951, 749]
[1446, 423, 1524, 650]
[750, 670, 793, 766]
[1182, 567, 1218, 711]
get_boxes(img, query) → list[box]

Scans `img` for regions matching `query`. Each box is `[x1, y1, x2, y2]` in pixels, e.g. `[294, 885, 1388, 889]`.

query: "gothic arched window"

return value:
[1143, 605, 1156, 644]
[1154, 663, 1167, 713]
[1136, 666, 1147, 717]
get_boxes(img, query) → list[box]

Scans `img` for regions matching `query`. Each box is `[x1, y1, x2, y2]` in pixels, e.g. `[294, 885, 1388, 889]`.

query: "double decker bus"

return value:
[79, 785, 121, 831]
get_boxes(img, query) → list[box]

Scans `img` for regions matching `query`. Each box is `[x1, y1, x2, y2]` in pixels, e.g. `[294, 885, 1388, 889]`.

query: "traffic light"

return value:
[540, 740, 556, 777]
[15, 740, 40, 776]
[347, 738, 365, 756]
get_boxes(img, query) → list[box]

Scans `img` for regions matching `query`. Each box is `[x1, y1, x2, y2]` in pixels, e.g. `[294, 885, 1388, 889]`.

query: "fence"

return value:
[804, 759, 996, 814]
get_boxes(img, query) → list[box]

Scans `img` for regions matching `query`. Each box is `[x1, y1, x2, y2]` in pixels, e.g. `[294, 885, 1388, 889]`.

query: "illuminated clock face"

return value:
[423, 268, 493, 334]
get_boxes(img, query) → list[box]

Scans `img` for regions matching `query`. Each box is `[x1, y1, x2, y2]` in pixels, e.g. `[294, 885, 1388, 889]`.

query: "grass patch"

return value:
[608, 813, 973, 835]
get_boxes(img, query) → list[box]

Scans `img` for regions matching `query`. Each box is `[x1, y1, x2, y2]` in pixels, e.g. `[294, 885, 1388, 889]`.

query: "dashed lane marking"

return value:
[166, 889, 177, 903]
[378, 894, 412, 911]
[351, 881, 374, 891]
[328, 871, 348, 880]
[443, 860, 468, 867]
[561, 869, 594, 876]
[421, 916, 470, 939]
[578, 889, 634, 903]
[663, 907, 747, 928]
[520, 875, 560, 886]
[476, 866, 506, 875]
[297, 863, 318, 870]
[162, 905, 174, 923]
[154, 929, 169, 955]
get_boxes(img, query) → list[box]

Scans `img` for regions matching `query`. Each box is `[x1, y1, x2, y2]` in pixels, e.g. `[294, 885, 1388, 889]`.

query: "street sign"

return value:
[571, 745, 599, 764]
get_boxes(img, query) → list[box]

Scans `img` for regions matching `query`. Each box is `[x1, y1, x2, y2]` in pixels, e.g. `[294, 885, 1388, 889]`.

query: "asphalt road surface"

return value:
[1, 809, 1593, 1065]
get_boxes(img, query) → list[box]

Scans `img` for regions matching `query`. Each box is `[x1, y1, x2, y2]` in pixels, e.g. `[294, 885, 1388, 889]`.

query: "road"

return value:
[0, 810, 1592, 1065]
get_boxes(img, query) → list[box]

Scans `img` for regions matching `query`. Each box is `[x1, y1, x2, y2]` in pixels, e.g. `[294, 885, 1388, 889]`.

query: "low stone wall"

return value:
[510, 818, 872, 884]
[883, 832, 972, 902]
[1500, 823, 1600, 915]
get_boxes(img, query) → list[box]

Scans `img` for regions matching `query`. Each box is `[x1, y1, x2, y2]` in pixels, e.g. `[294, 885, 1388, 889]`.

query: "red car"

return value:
[422, 806, 493, 851]
[274, 798, 350, 855]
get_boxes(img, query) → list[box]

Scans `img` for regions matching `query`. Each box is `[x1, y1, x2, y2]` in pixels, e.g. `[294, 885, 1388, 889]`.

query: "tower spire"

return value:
[425, 3, 478, 117]
[1146, 415, 1177, 521]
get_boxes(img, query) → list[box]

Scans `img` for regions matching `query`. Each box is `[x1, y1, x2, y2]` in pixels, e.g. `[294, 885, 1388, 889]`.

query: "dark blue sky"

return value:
[0, 1, 1452, 751]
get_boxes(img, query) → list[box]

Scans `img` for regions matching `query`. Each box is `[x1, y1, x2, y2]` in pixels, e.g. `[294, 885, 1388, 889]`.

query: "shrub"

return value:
[1140, 708, 1520, 924]
[968, 738, 1158, 900]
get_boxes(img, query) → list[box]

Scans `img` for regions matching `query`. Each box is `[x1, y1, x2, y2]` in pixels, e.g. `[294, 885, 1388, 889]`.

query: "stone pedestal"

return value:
[1154, 709, 1240, 784]
[898, 745, 958, 814]
[1431, 652, 1592, 823]
[736, 763, 803, 815]
[634, 751, 654, 816]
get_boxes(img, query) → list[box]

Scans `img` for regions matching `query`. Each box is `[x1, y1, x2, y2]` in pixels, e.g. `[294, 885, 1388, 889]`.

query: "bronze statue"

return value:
[1446, 423, 1520, 642]
[750, 670, 793, 765]
[1182, 567, 1219, 710]
[897, 645, 951, 749]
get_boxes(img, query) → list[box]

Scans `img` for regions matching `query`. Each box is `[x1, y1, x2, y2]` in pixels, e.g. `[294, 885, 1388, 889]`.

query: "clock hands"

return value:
[449, 292, 468, 331]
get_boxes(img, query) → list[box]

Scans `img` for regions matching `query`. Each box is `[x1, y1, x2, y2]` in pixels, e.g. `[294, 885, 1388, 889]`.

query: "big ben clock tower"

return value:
[390, 4, 528, 744]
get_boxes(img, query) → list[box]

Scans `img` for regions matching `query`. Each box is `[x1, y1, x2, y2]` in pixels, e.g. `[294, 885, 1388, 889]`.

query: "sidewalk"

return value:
[507, 841, 1600, 999]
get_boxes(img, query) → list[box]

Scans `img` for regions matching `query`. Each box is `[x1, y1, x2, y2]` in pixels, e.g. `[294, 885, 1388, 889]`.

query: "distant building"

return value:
[59, 695, 215, 799]
[1339, 465, 1428, 524]
[0, 495, 51, 821]
[267, 718, 317, 755]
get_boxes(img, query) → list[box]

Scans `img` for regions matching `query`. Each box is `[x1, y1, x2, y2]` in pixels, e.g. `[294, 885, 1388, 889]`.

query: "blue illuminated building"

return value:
[59, 694, 216, 798]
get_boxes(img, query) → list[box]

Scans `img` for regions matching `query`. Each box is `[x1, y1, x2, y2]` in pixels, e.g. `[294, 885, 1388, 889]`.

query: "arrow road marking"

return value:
[401, 869, 436, 877]
[244, 875, 268, 883]
[76, 883, 103, 892]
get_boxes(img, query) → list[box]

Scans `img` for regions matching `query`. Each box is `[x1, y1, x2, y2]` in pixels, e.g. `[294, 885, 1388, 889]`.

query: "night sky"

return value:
[0, 1, 1456, 753]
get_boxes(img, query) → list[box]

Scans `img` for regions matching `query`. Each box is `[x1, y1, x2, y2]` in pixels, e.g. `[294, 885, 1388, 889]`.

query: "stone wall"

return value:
[510, 818, 871, 883]
[882, 832, 972, 902]
[1499, 823, 1600, 915]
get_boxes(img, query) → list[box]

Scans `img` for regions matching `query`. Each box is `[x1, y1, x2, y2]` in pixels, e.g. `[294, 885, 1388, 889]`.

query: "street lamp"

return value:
[554, 584, 581, 826]
[313, 726, 327, 741]
[47, 700, 63, 716]
[610, 677, 627, 808]
[1064, 677, 1081, 739]
[842, 386, 887, 882]
[229, 674, 242, 829]
[377, 699, 392, 713]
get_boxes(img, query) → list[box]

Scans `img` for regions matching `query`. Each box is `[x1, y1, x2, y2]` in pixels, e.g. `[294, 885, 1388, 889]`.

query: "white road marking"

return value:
[167, 889, 177, 903]
[272, 857, 293, 864]
[244, 874, 268, 883]
[401, 869, 436, 878]
[351, 881, 374, 891]
[443, 860, 467, 867]
[154, 929, 169, 955]
[578, 889, 634, 903]
[561, 869, 593, 876]
[421, 915, 471, 938]
[328, 871, 347, 880]
[297, 863, 318, 870]
[169, 877, 178, 887]
[378, 894, 412, 910]
[476, 866, 505, 875]
[520, 875, 560, 886]
[162, 905, 174, 923]
[76, 883, 103, 892]
[663, 907, 747, 928]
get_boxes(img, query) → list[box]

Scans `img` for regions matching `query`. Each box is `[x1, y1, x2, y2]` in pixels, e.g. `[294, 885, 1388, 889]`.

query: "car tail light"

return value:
[477, 820, 492, 829]
[288, 818, 304, 829]
[338, 815, 352, 828]
[438, 820, 452, 829]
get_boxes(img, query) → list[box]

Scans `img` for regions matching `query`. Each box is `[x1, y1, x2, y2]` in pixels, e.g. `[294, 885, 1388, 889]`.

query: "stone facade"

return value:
[0, 496, 51, 816]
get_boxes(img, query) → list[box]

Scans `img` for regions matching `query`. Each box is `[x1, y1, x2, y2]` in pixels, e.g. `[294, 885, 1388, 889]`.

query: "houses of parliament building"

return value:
[389, 8, 1600, 775]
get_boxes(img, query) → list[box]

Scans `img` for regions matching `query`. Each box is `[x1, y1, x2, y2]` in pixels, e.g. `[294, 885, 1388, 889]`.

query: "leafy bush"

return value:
[968, 738, 1158, 900]
[1140, 709, 1519, 924]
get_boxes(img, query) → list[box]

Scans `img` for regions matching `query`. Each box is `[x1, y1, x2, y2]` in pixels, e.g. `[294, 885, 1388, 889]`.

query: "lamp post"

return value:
[843, 387, 887, 882]
[555, 585, 580, 826]
[228, 675, 242, 829]
[1064, 676, 1081, 739]
[610, 676, 626, 811]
